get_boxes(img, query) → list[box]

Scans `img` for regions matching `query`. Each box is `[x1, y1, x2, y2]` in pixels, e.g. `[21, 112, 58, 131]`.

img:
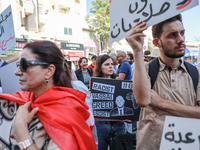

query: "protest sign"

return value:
[160, 116, 200, 150]
[0, 99, 16, 149]
[91, 77, 140, 121]
[0, 61, 21, 94]
[110, 0, 199, 43]
[0, 5, 16, 54]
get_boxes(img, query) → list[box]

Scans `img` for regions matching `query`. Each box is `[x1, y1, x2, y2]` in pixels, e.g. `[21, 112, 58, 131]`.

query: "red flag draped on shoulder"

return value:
[0, 86, 96, 150]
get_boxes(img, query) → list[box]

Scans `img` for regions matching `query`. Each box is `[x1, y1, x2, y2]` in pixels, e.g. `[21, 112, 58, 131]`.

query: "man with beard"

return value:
[125, 14, 200, 150]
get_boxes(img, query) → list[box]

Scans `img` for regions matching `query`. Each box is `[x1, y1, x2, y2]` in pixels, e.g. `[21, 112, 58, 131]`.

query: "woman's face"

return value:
[14, 48, 49, 95]
[80, 58, 88, 69]
[101, 58, 114, 78]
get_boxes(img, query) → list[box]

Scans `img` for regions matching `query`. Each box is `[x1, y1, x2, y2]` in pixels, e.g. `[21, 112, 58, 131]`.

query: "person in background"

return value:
[127, 53, 134, 79]
[64, 54, 76, 71]
[75, 57, 93, 89]
[109, 53, 118, 73]
[70, 69, 98, 148]
[144, 50, 151, 62]
[116, 51, 132, 80]
[144, 48, 160, 62]
[94, 54, 125, 150]
[0, 41, 96, 150]
[88, 55, 97, 72]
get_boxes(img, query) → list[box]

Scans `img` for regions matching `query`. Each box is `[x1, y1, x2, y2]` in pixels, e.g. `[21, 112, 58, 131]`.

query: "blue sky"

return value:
[86, 0, 200, 41]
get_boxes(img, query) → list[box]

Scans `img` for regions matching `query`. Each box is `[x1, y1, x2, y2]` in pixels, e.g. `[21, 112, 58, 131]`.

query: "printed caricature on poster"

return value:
[0, 5, 16, 54]
[110, 0, 199, 43]
[91, 77, 140, 121]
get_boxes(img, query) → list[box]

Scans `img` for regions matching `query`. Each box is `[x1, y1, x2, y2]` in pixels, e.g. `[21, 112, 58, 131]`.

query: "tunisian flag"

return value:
[0, 86, 97, 150]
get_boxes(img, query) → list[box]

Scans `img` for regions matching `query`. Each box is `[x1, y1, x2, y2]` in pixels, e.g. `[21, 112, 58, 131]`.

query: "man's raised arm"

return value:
[125, 21, 150, 107]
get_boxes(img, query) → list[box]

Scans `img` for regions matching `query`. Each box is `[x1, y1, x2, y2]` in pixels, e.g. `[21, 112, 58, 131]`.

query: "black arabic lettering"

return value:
[182, 132, 195, 143]
[165, 131, 174, 142]
[176, 0, 188, 6]
[121, 18, 132, 32]
[137, 0, 147, 14]
[133, 18, 140, 23]
[0, 11, 11, 24]
[0, 26, 4, 37]
[174, 132, 183, 143]
[152, 2, 170, 17]
[129, 2, 138, 14]
[165, 131, 195, 144]
[143, 2, 170, 22]
[143, 3, 153, 22]
[111, 24, 120, 39]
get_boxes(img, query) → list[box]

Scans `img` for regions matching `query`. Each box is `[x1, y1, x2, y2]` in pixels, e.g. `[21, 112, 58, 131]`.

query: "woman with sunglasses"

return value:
[94, 54, 126, 150]
[75, 57, 93, 89]
[0, 41, 96, 150]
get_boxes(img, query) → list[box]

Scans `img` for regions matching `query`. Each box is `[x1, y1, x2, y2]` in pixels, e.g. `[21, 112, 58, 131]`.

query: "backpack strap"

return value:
[184, 61, 199, 93]
[149, 58, 199, 93]
[149, 57, 159, 89]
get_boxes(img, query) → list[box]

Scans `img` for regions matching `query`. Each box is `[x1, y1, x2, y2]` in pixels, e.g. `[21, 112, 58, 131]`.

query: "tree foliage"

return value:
[85, 0, 110, 42]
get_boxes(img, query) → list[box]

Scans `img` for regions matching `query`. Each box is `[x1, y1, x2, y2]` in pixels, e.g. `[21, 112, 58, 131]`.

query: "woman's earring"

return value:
[45, 80, 49, 84]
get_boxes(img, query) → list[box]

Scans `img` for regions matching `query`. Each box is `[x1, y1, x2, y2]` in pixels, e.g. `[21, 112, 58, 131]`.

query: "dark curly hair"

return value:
[152, 14, 182, 39]
[94, 54, 117, 79]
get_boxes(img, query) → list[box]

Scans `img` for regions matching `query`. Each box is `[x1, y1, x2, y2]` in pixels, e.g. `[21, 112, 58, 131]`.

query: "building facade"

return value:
[0, 0, 98, 61]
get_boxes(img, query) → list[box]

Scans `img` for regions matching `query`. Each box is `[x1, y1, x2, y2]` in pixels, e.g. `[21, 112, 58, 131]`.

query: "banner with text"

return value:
[110, 0, 199, 43]
[0, 5, 16, 54]
[160, 116, 200, 150]
[91, 77, 140, 121]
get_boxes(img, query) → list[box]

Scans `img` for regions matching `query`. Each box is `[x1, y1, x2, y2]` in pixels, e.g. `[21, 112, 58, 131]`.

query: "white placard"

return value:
[160, 116, 200, 150]
[0, 5, 16, 54]
[110, 0, 199, 43]
[0, 61, 21, 94]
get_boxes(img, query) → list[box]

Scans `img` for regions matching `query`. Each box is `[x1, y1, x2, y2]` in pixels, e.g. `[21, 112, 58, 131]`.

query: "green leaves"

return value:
[85, 0, 110, 48]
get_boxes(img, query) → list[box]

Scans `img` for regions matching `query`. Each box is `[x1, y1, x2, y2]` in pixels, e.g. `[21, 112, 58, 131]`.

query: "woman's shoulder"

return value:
[87, 67, 93, 75]
[75, 69, 81, 74]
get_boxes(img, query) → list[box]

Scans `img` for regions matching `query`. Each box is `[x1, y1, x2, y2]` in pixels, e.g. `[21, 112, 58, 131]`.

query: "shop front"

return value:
[61, 42, 84, 70]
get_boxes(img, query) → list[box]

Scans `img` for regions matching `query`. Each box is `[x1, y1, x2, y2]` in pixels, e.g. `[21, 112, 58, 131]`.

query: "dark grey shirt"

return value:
[82, 71, 91, 88]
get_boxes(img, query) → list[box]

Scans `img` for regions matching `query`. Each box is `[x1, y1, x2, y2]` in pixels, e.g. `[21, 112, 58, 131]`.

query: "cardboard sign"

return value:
[160, 116, 200, 150]
[91, 77, 140, 121]
[0, 61, 21, 94]
[0, 5, 16, 54]
[110, 0, 199, 43]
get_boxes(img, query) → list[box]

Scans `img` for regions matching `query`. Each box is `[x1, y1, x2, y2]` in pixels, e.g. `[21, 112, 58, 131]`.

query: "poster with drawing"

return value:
[110, 0, 199, 43]
[91, 77, 140, 121]
[0, 5, 16, 54]
[159, 116, 200, 150]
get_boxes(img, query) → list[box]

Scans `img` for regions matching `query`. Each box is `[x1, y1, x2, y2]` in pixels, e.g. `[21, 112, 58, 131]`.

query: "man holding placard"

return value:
[125, 14, 200, 150]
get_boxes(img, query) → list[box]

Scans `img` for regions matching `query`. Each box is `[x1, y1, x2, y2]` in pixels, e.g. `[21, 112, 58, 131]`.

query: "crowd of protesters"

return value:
[1, 13, 200, 150]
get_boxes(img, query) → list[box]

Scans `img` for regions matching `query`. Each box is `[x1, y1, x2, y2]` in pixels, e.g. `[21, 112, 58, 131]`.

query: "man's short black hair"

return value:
[91, 55, 97, 60]
[127, 53, 133, 60]
[152, 14, 182, 39]
[144, 50, 151, 56]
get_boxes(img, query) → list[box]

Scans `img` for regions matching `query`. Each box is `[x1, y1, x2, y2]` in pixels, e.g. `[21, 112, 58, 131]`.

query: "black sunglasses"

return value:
[16, 57, 49, 72]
